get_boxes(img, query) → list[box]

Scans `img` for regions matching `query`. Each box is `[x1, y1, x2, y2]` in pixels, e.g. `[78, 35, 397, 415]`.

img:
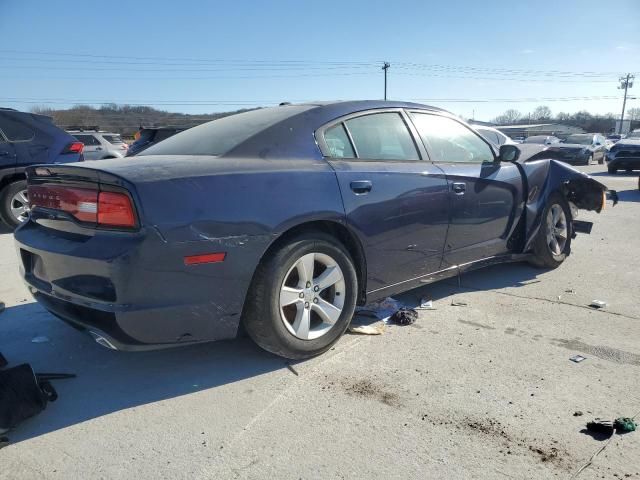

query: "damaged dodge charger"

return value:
[14, 101, 615, 359]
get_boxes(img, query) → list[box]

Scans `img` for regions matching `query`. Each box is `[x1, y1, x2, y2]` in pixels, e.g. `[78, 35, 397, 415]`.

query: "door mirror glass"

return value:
[499, 144, 520, 163]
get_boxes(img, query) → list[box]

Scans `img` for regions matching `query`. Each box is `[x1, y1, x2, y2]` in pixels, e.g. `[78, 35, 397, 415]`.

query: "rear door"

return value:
[318, 109, 450, 293]
[73, 134, 102, 160]
[0, 112, 38, 168]
[408, 112, 524, 268]
[0, 128, 17, 171]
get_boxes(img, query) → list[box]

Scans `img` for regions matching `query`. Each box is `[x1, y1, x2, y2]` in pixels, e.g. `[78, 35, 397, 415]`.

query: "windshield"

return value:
[140, 106, 312, 156]
[564, 135, 592, 145]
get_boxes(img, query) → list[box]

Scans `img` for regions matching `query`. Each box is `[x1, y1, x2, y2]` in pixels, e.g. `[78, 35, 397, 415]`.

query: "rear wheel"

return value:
[607, 165, 617, 174]
[0, 180, 29, 229]
[529, 193, 572, 269]
[242, 232, 357, 359]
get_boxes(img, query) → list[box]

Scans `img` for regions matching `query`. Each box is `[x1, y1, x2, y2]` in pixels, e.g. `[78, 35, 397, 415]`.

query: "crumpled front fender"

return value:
[520, 160, 612, 252]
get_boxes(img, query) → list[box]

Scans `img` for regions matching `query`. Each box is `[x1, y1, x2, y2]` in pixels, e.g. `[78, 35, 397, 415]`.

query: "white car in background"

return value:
[67, 130, 128, 160]
[473, 126, 517, 149]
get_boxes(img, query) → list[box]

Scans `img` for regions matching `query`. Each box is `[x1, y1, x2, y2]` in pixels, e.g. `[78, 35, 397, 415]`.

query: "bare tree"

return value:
[627, 107, 640, 121]
[493, 109, 522, 124]
[531, 105, 552, 121]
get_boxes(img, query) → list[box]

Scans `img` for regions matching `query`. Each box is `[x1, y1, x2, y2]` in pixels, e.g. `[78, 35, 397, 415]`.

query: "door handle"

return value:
[452, 182, 466, 194]
[95, 147, 103, 151]
[350, 180, 372, 194]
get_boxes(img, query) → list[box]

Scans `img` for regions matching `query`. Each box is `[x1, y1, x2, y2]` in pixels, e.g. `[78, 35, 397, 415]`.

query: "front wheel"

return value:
[0, 180, 29, 229]
[242, 232, 358, 359]
[529, 193, 572, 269]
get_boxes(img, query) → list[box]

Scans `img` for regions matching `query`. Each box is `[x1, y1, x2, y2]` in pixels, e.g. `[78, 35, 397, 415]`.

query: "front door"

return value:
[408, 112, 524, 268]
[320, 110, 450, 293]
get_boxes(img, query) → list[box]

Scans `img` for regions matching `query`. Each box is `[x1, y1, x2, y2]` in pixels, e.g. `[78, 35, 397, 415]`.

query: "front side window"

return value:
[410, 113, 494, 163]
[343, 113, 419, 161]
[477, 128, 499, 146]
[324, 123, 355, 158]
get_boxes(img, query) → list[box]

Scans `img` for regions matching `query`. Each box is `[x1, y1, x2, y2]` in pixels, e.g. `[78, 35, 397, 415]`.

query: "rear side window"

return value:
[410, 113, 494, 163]
[343, 113, 419, 161]
[73, 134, 100, 146]
[324, 124, 355, 158]
[0, 114, 35, 142]
[141, 106, 312, 156]
[102, 135, 123, 144]
[153, 130, 175, 142]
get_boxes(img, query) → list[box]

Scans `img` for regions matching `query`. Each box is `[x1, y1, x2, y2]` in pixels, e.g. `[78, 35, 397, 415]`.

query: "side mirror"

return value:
[499, 144, 520, 163]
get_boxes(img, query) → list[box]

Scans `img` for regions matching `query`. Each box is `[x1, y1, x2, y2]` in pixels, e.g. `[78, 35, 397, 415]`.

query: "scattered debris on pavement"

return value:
[586, 418, 615, 435]
[565, 289, 576, 294]
[348, 323, 385, 335]
[390, 308, 418, 326]
[417, 298, 435, 310]
[355, 297, 403, 322]
[0, 353, 76, 448]
[614, 417, 637, 433]
[31, 335, 50, 344]
[573, 411, 584, 417]
[451, 299, 468, 307]
[589, 300, 607, 309]
[586, 417, 637, 435]
[569, 355, 587, 363]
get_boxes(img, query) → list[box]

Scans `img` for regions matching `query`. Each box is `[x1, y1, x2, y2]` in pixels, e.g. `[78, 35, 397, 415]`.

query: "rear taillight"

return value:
[62, 142, 84, 154]
[97, 192, 135, 227]
[28, 185, 136, 228]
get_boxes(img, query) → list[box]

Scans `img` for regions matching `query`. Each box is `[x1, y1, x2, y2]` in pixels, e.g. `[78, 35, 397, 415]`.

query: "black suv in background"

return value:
[0, 108, 84, 229]
[126, 126, 187, 156]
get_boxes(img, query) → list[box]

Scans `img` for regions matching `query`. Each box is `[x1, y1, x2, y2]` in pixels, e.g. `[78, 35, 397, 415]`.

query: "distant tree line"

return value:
[491, 106, 640, 133]
[29, 104, 257, 137]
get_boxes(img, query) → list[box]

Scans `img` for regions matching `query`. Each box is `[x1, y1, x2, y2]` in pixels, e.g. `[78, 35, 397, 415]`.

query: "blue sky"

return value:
[0, 0, 638, 121]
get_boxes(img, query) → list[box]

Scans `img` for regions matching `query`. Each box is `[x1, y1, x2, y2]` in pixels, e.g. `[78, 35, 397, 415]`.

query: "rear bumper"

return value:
[14, 221, 270, 350]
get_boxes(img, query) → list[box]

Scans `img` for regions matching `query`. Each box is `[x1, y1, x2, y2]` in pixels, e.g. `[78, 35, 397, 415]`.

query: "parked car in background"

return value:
[474, 126, 517, 149]
[512, 136, 526, 143]
[68, 129, 128, 160]
[0, 108, 83, 229]
[126, 126, 187, 156]
[605, 137, 640, 173]
[546, 133, 607, 166]
[15, 101, 611, 359]
[523, 135, 561, 145]
[626, 129, 640, 140]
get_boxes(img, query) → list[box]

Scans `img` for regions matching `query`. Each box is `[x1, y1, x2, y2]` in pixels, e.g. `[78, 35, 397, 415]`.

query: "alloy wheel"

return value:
[546, 204, 567, 256]
[279, 252, 345, 340]
[10, 189, 29, 223]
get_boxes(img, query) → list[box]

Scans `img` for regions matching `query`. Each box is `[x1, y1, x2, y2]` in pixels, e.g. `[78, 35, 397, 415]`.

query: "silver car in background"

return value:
[67, 130, 128, 160]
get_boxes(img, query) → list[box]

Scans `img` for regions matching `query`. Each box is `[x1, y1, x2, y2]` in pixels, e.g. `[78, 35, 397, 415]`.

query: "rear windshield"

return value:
[565, 135, 592, 145]
[140, 106, 312, 156]
[102, 134, 123, 144]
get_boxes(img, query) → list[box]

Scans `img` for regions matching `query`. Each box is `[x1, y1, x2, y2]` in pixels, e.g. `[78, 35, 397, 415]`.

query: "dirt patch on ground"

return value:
[341, 379, 401, 407]
[420, 413, 570, 470]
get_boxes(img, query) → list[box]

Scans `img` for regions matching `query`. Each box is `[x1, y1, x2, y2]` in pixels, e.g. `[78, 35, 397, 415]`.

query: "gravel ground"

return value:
[0, 165, 638, 479]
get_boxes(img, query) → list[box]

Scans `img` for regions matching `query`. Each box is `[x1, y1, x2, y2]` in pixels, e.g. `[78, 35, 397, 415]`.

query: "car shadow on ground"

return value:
[0, 302, 285, 445]
[614, 189, 640, 203]
[0, 261, 542, 445]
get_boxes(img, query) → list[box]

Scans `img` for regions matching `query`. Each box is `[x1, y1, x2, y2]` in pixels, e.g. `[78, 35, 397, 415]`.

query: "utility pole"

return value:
[618, 73, 635, 134]
[382, 62, 390, 100]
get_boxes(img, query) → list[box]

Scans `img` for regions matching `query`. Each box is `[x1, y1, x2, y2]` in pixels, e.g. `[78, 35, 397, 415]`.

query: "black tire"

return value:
[607, 166, 617, 174]
[584, 154, 593, 166]
[529, 192, 572, 269]
[598, 154, 604, 165]
[242, 232, 358, 359]
[0, 180, 28, 229]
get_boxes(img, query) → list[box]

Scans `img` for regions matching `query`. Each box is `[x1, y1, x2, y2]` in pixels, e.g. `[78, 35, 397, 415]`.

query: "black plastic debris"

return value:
[390, 308, 418, 326]
[586, 418, 614, 435]
[0, 364, 58, 433]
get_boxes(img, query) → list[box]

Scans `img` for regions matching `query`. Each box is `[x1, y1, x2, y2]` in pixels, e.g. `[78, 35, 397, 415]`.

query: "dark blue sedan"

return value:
[14, 101, 611, 359]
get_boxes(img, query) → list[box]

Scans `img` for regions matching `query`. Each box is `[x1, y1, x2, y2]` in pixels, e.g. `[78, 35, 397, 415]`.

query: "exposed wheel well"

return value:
[0, 172, 26, 194]
[259, 221, 368, 305]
